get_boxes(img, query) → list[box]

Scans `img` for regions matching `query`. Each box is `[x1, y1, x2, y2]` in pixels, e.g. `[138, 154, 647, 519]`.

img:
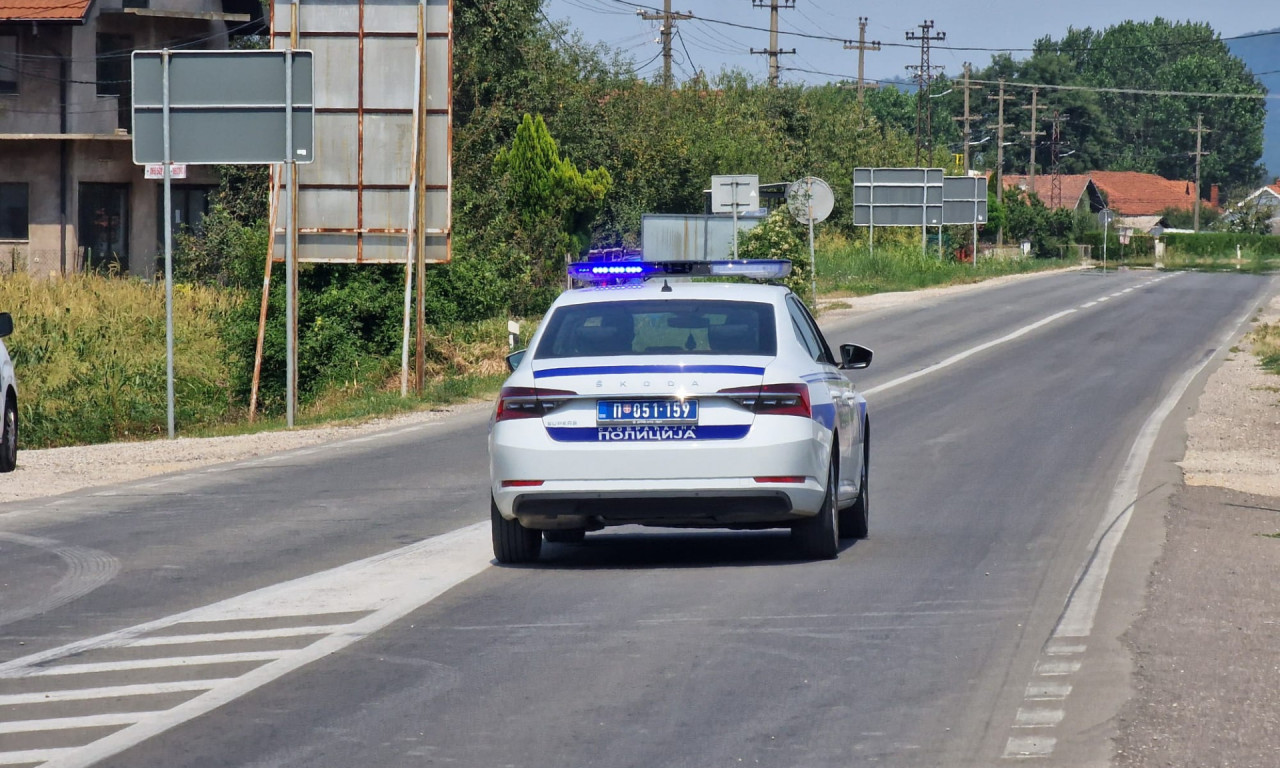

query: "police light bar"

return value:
[568, 259, 791, 283]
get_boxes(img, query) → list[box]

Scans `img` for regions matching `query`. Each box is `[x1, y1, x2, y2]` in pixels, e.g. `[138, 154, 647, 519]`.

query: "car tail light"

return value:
[501, 480, 545, 488]
[718, 383, 811, 418]
[754, 476, 806, 484]
[495, 387, 576, 421]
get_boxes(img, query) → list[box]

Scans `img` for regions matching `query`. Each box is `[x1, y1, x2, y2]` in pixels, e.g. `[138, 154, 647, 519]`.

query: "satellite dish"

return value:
[787, 177, 835, 224]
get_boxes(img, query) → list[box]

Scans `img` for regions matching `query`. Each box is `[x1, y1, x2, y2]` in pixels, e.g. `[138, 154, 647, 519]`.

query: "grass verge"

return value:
[814, 239, 1067, 296]
[1248, 318, 1280, 377]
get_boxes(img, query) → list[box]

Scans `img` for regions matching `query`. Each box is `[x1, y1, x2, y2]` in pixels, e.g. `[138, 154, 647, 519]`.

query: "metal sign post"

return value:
[786, 177, 834, 305]
[1098, 208, 1114, 274]
[853, 168, 944, 255]
[133, 49, 314, 433]
[161, 50, 174, 440]
[711, 175, 759, 259]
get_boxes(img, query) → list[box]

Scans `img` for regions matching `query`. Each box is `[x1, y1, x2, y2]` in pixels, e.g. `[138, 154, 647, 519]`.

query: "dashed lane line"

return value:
[1000, 278, 1261, 761]
[864, 274, 1176, 400]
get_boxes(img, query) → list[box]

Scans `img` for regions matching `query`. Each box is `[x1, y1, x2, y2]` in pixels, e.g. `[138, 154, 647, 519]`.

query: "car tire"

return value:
[793, 449, 839, 560]
[839, 423, 869, 540]
[491, 497, 542, 564]
[544, 529, 586, 544]
[0, 394, 15, 474]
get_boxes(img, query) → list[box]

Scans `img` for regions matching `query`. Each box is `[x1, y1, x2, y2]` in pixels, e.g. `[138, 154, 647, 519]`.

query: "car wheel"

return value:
[793, 449, 839, 560]
[544, 529, 586, 544]
[0, 394, 15, 473]
[491, 497, 542, 564]
[839, 423, 869, 540]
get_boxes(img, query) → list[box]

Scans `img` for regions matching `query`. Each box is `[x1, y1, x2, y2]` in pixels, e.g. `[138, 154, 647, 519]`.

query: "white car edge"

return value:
[0, 312, 16, 473]
[487, 276, 872, 564]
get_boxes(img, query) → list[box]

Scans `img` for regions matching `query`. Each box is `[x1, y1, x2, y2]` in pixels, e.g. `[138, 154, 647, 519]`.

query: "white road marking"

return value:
[0, 713, 154, 734]
[125, 625, 346, 647]
[1080, 301, 1098, 308]
[1053, 295, 1258, 639]
[1004, 735, 1056, 759]
[1025, 682, 1071, 700]
[0, 749, 77, 766]
[1034, 660, 1081, 676]
[863, 310, 1077, 397]
[1045, 643, 1086, 656]
[1014, 708, 1065, 727]
[1097, 296, 1110, 302]
[0, 679, 230, 706]
[26, 652, 283, 676]
[0, 522, 491, 768]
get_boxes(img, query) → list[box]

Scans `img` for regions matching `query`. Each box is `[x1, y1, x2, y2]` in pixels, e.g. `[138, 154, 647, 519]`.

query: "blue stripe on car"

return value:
[811, 402, 837, 430]
[547, 425, 751, 442]
[534, 364, 766, 379]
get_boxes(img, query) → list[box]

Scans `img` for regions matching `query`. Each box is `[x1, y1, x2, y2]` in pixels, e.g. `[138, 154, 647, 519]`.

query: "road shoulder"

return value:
[1113, 289, 1280, 767]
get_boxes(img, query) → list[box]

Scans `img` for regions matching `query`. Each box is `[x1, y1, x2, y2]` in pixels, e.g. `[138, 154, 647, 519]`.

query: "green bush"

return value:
[737, 209, 812, 302]
[0, 273, 235, 446]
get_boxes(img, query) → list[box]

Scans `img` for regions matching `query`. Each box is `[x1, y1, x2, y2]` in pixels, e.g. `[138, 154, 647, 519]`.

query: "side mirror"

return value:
[838, 343, 872, 370]
[0, 313, 11, 339]
[505, 349, 527, 372]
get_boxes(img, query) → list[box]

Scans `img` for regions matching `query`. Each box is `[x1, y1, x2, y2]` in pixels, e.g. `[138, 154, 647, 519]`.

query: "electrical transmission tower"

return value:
[637, 1, 694, 89]
[905, 19, 945, 165]
[843, 17, 881, 104]
[1047, 110, 1069, 208]
[1189, 114, 1211, 232]
[751, 0, 796, 87]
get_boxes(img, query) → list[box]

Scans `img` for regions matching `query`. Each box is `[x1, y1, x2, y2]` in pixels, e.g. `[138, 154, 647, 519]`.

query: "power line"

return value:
[779, 65, 1277, 101]
[967, 78, 1277, 100]
[611, 2, 1280, 54]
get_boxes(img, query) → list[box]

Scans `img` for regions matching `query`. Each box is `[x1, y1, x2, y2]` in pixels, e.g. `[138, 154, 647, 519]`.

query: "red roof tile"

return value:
[1001, 174, 1092, 210]
[1003, 170, 1214, 216]
[1088, 171, 1212, 216]
[0, 0, 94, 22]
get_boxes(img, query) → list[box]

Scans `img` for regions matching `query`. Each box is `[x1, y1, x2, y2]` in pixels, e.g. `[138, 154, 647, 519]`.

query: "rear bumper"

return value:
[490, 416, 831, 526]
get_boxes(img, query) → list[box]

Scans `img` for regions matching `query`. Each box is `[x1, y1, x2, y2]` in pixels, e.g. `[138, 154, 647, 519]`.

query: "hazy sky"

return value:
[544, 0, 1279, 85]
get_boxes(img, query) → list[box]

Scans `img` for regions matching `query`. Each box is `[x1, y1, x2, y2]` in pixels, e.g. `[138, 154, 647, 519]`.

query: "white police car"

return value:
[488, 260, 872, 563]
[0, 312, 16, 473]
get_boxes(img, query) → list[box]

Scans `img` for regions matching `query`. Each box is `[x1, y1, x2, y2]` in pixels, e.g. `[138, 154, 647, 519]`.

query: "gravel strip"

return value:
[1, 401, 491, 505]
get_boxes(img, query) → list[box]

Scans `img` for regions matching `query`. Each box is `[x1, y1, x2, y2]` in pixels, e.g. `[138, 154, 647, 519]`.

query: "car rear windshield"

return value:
[535, 300, 777, 359]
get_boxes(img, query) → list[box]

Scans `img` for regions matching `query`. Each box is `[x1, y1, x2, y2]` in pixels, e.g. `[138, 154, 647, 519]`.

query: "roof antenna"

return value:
[661, 279, 672, 292]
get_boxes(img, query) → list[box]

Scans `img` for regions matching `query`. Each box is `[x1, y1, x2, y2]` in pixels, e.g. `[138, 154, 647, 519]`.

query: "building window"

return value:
[96, 34, 133, 130]
[0, 33, 18, 95]
[0, 184, 29, 240]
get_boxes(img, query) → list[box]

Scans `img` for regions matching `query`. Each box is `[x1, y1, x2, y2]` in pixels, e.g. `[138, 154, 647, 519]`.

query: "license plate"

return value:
[597, 399, 698, 424]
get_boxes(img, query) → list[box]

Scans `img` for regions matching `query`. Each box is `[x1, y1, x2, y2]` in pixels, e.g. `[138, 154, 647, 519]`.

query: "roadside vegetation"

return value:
[3, 8, 1277, 449]
[1249, 319, 1280, 377]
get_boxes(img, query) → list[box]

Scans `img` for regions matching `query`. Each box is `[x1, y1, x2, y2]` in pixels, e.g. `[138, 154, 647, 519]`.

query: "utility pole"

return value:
[637, 1, 693, 89]
[751, 0, 796, 87]
[952, 62, 980, 173]
[988, 78, 1015, 245]
[843, 17, 881, 104]
[1189, 113, 1211, 232]
[905, 19, 945, 165]
[1021, 87, 1043, 199]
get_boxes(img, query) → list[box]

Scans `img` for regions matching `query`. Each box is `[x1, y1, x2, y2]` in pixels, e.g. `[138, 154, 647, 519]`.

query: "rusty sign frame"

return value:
[269, 0, 452, 264]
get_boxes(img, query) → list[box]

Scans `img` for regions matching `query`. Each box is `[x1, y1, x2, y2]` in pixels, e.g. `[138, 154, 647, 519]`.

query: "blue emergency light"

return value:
[568, 259, 792, 284]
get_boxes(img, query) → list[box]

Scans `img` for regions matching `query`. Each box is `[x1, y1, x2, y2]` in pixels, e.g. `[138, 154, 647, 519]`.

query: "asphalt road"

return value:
[0, 268, 1272, 768]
